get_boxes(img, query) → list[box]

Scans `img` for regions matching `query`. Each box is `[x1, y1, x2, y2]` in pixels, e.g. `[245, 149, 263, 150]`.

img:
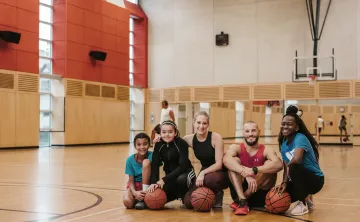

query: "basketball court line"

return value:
[0, 208, 60, 216]
[0, 181, 125, 191]
[0, 185, 103, 222]
[60, 207, 124, 222]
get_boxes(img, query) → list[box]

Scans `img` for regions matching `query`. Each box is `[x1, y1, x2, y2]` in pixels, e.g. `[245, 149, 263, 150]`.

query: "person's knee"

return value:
[204, 171, 228, 191]
[123, 197, 135, 209]
[142, 159, 151, 168]
[176, 173, 188, 187]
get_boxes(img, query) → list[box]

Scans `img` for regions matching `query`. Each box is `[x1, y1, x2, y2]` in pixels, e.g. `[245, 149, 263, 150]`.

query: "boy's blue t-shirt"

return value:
[281, 133, 324, 177]
[125, 151, 153, 182]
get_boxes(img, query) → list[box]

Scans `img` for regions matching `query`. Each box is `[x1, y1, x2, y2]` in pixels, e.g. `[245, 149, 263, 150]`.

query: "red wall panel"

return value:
[0, 1, 39, 73]
[16, 51, 38, 73]
[0, 0, 16, 6]
[17, 8, 39, 33]
[53, 0, 130, 85]
[17, 30, 38, 53]
[102, 16, 117, 36]
[67, 23, 85, 44]
[0, 48, 17, 70]
[16, 0, 39, 14]
[0, 4, 17, 28]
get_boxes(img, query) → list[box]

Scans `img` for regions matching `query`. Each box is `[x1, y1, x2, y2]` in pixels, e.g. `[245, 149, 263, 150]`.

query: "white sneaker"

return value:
[290, 201, 309, 216]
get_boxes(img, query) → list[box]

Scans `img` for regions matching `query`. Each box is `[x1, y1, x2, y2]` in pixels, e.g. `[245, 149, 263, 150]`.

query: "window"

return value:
[129, 18, 145, 141]
[39, 0, 53, 146]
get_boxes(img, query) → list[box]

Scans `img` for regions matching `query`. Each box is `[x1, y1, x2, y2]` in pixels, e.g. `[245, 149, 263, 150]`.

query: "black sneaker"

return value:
[135, 201, 146, 210]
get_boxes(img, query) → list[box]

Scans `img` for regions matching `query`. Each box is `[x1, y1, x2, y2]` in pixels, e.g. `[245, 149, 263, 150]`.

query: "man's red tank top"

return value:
[238, 143, 266, 167]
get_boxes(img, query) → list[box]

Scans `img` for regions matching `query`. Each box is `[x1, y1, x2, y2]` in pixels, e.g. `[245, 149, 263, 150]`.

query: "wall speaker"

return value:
[89, 50, 107, 61]
[216, 32, 229, 46]
[0, 31, 21, 44]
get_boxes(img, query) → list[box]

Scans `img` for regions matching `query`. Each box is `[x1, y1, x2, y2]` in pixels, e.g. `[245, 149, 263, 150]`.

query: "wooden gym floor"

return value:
[0, 143, 358, 222]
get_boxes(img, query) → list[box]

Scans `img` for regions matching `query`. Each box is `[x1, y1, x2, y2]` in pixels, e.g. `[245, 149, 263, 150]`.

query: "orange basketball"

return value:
[191, 187, 215, 212]
[265, 189, 291, 214]
[144, 188, 167, 210]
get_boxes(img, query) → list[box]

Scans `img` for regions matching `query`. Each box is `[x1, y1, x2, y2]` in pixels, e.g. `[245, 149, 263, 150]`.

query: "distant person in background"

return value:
[151, 100, 175, 145]
[339, 115, 349, 143]
[315, 116, 324, 141]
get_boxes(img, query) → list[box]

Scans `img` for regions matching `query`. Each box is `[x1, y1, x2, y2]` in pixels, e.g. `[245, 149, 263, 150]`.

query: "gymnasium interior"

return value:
[0, 0, 359, 221]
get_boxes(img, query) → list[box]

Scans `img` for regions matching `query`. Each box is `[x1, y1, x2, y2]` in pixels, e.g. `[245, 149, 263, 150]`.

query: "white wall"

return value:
[141, 0, 359, 88]
[106, 0, 125, 8]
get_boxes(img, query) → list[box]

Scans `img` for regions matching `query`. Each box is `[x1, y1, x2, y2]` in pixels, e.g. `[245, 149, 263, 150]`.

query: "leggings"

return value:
[286, 164, 324, 203]
[183, 169, 228, 208]
[163, 168, 196, 203]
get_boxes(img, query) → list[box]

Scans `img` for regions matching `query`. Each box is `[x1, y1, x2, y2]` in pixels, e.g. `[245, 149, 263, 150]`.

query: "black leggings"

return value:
[163, 168, 196, 203]
[286, 164, 324, 203]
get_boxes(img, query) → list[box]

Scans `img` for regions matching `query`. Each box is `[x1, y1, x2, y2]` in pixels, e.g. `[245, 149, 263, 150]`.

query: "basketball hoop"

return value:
[308, 75, 317, 86]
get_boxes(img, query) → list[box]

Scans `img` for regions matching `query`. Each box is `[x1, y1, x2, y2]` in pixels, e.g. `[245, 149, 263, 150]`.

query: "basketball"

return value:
[144, 188, 167, 210]
[191, 187, 216, 212]
[265, 189, 291, 214]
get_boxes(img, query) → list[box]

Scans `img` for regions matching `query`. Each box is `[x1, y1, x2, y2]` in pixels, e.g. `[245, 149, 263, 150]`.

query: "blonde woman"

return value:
[182, 111, 228, 208]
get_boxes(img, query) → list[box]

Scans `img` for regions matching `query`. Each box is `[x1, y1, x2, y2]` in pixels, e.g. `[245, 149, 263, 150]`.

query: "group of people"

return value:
[316, 115, 350, 142]
[123, 101, 325, 216]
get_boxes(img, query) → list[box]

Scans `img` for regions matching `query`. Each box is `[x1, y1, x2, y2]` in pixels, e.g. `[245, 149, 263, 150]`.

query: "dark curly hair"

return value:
[278, 105, 319, 161]
[133, 132, 151, 145]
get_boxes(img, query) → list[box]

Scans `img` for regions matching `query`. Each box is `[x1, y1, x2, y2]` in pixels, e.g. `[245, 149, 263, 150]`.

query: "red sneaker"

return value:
[230, 201, 238, 210]
[234, 199, 249, 215]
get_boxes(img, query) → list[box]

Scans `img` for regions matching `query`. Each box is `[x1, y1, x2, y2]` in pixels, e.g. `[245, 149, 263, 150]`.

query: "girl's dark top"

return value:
[150, 137, 193, 184]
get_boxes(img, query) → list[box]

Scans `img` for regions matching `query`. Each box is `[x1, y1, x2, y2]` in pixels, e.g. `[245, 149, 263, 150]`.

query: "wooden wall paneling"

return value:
[0, 91, 16, 147]
[318, 81, 352, 99]
[15, 93, 39, 146]
[222, 85, 251, 101]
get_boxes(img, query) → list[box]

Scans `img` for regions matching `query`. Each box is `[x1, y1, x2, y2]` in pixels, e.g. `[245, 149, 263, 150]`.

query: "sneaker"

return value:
[230, 201, 238, 210]
[234, 199, 249, 215]
[213, 190, 224, 208]
[305, 195, 314, 210]
[290, 201, 309, 216]
[135, 201, 146, 210]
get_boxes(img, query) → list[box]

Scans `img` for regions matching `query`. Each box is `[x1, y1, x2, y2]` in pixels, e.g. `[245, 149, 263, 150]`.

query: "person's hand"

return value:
[133, 190, 146, 201]
[147, 184, 159, 193]
[153, 135, 161, 143]
[241, 167, 254, 178]
[156, 179, 165, 189]
[196, 171, 205, 187]
[246, 176, 257, 193]
[272, 182, 287, 195]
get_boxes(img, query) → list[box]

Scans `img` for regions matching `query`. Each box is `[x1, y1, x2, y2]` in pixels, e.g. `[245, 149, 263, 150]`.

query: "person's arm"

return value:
[287, 134, 309, 166]
[169, 110, 175, 122]
[201, 133, 223, 175]
[162, 138, 190, 183]
[287, 148, 304, 166]
[150, 144, 161, 184]
[223, 144, 246, 174]
[273, 160, 289, 194]
[182, 134, 194, 148]
[257, 147, 283, 173]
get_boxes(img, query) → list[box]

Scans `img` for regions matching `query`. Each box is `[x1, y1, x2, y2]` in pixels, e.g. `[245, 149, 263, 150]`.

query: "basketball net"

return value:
[308, 75, 317, 86]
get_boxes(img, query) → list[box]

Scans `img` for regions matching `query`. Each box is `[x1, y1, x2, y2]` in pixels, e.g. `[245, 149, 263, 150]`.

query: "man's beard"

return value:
[244, 136, 259, 146]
